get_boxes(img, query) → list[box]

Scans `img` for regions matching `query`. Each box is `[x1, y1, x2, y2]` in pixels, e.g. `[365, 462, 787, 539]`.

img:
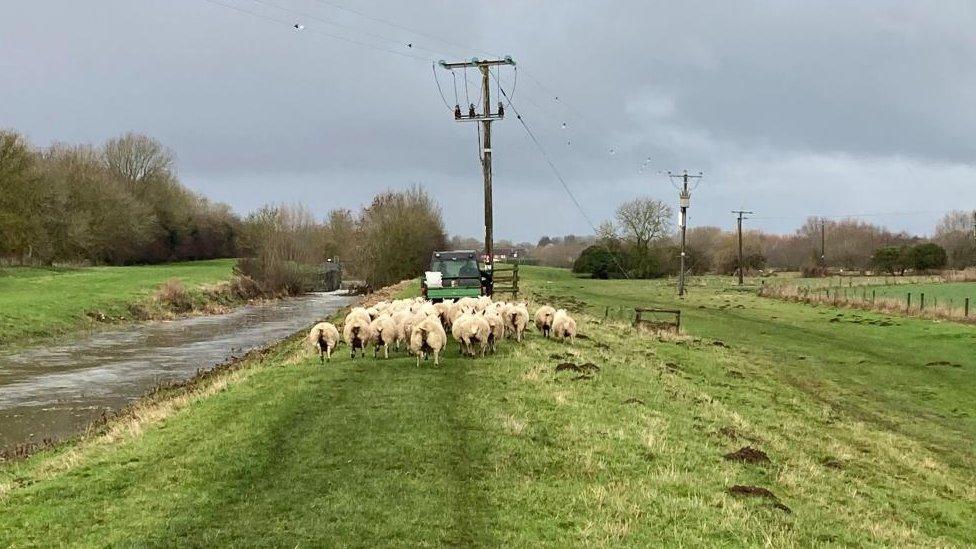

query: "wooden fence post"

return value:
[907, 293, 911, 310]
[966, 298, 970, 317]
[920, 293, 925, 310]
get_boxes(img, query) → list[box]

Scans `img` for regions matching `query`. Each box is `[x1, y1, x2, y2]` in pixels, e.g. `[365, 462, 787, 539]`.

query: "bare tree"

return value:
[934, 210, 976, 268]
[102, 132, 173, 183]
[614, 197, 673, 249]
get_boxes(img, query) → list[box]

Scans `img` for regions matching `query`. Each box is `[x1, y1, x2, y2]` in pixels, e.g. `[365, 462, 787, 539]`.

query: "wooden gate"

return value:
[491, 261, 519, 298]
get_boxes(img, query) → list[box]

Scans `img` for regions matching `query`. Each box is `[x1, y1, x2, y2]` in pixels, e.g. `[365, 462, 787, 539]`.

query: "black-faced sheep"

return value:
[552, 309, 577, 343]
[369, 315, 397, 359]
[409, 314, 448, 366]
[504, 303, 529, 342]
[307, 321, 340, 363]
[452, 313, 491, 357]
[534, 305, 556, 338]
[343, 312, 373, 358]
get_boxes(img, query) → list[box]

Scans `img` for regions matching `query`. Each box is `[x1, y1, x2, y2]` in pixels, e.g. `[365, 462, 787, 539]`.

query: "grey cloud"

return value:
[2, 0, 974, 241]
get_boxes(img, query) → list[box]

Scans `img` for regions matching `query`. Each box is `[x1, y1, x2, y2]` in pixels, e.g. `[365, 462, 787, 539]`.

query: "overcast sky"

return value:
[2, 1, 974, 241]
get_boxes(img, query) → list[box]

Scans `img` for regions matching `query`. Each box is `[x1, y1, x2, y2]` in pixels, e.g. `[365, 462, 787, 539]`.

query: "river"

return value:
[0, 291, 355, 449]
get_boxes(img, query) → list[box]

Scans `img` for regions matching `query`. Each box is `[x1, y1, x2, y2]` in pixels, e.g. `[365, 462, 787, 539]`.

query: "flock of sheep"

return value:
[307, 296, 578, 366]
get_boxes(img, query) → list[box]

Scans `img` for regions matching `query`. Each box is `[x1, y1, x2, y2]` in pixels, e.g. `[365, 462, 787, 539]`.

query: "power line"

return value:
[198, 0, 431, 62]
[247, 0, 450, 58]
[748, 209, 946, 221]
[492, 72, 632, 280]
[310, 0, 495, 59]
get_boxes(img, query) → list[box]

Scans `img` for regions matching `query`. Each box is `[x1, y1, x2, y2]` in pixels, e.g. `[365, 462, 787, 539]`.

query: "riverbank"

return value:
[2, 268, 974, 545]
[0, 259, 239, 347]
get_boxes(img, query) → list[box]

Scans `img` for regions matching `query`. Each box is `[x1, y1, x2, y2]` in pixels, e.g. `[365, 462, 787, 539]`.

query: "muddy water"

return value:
[0, 292, 355, 448]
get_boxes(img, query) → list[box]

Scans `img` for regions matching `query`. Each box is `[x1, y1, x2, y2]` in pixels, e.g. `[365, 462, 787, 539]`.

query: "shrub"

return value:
[908, 243, 947, 271]
[228, 274, 263, 300]
[358, 186, 447, 288]
[573, 244, 625, 279]
[154, 278, 193, 313]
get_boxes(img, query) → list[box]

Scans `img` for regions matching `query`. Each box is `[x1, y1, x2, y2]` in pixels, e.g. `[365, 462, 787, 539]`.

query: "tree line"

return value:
[570, 196, 971, 279]
[0, 130, 447, 294]
[0, 131, 238, 265]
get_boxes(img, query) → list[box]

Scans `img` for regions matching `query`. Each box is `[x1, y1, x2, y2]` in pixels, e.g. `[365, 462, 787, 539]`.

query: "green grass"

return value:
[864, 281, 976, 307]
[0, 259, 236, 345]
[2, 266, 975, 546]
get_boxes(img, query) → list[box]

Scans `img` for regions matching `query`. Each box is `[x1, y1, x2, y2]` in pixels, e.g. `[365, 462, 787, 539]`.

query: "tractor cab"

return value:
[421, 250, 491, 301]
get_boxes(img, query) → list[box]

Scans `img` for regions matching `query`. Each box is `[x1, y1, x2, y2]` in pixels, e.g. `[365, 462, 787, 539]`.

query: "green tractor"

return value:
[421, 250, 492, 301]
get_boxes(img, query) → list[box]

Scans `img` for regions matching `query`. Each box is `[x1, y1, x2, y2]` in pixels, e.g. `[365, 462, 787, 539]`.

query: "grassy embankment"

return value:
[0, 259, 236, 346]
[2, 266, 975, 545]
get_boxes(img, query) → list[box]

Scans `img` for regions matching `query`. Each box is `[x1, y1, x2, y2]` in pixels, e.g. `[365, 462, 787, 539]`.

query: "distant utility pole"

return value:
[732, 210, 754, 285]
[668, 170, 702, 297]
[820, 218, 826, 266]
[972, 211, 976, 244]
[439, 56, 515, 295]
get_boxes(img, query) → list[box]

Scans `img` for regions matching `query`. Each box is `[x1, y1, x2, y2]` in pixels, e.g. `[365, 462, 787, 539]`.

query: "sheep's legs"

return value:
[383, 345, 389, 359]
[433, 350, 439, 365]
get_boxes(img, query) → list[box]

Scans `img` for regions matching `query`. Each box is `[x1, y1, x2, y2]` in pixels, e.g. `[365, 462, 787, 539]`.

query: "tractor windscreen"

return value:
[432, 258, 480, 279]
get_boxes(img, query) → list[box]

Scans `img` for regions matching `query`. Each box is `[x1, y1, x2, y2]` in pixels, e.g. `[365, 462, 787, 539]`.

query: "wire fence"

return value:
[759, 284, 976, 324]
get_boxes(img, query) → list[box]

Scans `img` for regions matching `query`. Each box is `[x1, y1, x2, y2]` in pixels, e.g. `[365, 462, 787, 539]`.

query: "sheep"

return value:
[390, 309, 413, 350]
[409, 314, 448, 366]
[434, 300, 455, 329]
[369, 314, 397, 358]
[452, 313, 491, 357]
[504, 303, 529, 342]
[482, 309, 506, 354]
[307, 321, 340, 363]
[346, 307, 371, 325]
[342, 313, 373, 358]
[396, 311, 425, 352]
[535, 305, 557, 338]
[552, 309, 578, 343]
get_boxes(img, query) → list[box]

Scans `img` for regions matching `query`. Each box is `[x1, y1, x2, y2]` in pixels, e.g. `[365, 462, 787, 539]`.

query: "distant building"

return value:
[481, 247, 526, 263]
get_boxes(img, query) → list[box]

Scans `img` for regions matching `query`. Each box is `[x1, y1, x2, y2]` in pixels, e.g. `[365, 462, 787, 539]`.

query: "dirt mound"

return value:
[555, 362, 600, 373]
[925, 360, 962, 368]
[728, 485, 792, 513]
[821, 457, 844, 469]
[724, 446, 770, 464]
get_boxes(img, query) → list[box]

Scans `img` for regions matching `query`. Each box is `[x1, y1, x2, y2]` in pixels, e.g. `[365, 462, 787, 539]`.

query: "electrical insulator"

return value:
[497, 101, 504, 117]
[468, 103, 476, 118]
[454, 105, 461, 119]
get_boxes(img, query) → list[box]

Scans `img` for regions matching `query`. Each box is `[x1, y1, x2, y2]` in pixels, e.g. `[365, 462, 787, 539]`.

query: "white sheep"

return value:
[504, 303, 529, 342]
[552, 309, 578, 343]
[534, 305, 556, 338]
[347, 307, 371, 325]
[409, 314, 448, 366]
[482, 310, 506, 354]
[369, 314, 397, 358]
[307, 321, 340, 363]
[342, 312, 373, 358]
[452, 313, 491, 357]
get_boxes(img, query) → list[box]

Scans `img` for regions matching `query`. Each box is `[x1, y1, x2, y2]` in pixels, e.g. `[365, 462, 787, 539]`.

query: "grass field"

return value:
[864, 281, 976, 307]
[0, 259, 236, 346]
[2, 266, 975, 546]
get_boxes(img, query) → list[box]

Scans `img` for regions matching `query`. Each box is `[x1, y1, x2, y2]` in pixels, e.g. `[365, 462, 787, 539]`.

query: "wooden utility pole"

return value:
[668, 170, 702, 297]
[732, 210, 754, 285]
[439, 56, 515, 295]
[820, 218, 826, 266]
